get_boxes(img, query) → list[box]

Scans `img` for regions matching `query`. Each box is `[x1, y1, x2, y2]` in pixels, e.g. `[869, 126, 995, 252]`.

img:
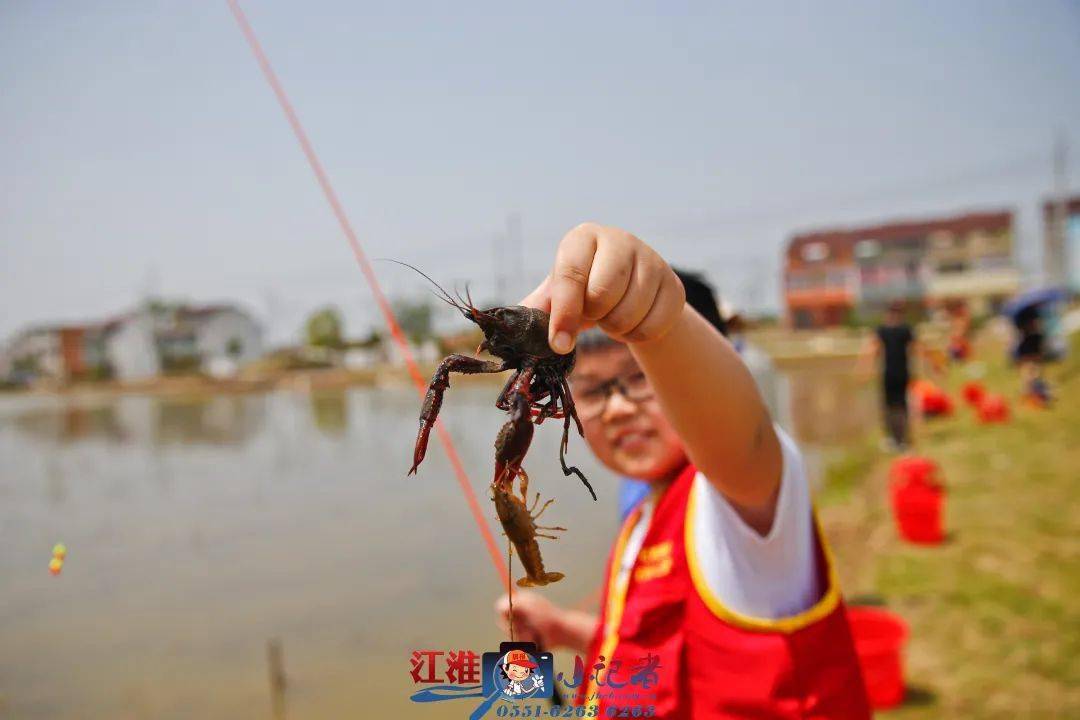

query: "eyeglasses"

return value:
[571, 370, 655, 420]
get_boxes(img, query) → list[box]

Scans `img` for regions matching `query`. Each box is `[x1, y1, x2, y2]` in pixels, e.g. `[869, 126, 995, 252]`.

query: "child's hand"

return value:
[519, 223, 685, 354]
[494, 590, 561, 648]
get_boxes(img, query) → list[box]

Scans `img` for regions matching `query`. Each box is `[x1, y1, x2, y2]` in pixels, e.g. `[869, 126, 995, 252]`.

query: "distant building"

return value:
[1, 326, 65, 383]
[109, 303, 265, 380]
[1, 302, 264, 384]
[1042, 194, 1080, 291]
[385, 337, 442, 367]
[784, 210, 1021, 328]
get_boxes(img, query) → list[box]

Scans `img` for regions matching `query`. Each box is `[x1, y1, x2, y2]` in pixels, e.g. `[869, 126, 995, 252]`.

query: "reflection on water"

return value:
[9, 395, 267, 446]
[777, 360, 877, 447]
[0, 360, 878, 719]
[0, 386, 614, 719]
[310, 392, 348, 436]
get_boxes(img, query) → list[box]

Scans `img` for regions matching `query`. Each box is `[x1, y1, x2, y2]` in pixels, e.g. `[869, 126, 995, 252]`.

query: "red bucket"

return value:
[891, 482, 945, 544]
[888, 456, 938, 488]
[911, 380, 953, 417]
[847, 606, 909, 709]
[961, 380, 986, 406]
[977, 394, 1009, 423]
[889, 457, 945, 545]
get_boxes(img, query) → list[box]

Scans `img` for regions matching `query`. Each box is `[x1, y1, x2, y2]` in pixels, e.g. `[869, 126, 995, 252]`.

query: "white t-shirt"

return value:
[617, 424, 820, 619]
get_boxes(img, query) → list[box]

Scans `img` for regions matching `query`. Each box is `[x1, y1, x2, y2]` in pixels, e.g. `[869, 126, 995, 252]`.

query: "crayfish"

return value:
[394, 262, 595, 587]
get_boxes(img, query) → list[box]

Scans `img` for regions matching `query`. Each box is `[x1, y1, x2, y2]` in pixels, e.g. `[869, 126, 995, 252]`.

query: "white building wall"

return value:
[106, 313, 160, 381]
[195, 310, 264, 375]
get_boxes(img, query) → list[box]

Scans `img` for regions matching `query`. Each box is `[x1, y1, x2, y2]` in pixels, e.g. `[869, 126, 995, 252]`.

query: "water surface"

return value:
[0, 359, 875, 718]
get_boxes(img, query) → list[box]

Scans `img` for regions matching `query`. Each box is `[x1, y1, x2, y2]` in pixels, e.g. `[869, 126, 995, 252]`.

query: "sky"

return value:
[2, 0, 1079, 344]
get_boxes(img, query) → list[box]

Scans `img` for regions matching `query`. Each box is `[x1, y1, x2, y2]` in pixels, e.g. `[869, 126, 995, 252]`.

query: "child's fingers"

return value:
[548, 226, 600, 353]
[583, 236, 634, 322]
[598, 252, 663, 338]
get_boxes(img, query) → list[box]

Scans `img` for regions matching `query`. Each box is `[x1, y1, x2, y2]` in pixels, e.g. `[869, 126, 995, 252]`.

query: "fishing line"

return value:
[507, 539, 515, 642]
[225, 0, 508, 587]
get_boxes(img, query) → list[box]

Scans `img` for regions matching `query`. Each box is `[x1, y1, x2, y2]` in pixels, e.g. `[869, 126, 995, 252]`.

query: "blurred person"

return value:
[494, 224, 871, 718]
[947, 301, 972, 362]
[720, 298, 747, 354]
[1014, 307, 1051, 405]
[857, 300, 929, 452]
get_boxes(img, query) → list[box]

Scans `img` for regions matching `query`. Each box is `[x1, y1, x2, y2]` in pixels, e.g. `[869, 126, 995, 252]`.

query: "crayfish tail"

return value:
[516, 571, 564, 588]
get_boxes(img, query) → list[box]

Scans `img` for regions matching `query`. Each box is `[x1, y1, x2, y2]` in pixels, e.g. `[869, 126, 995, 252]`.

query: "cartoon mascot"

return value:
[500, 649, 545, 697]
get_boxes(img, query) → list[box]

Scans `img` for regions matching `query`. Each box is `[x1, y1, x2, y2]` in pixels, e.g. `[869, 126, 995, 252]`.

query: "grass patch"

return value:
[820, 331, 1080, 718]
[818, 438, 879, 506]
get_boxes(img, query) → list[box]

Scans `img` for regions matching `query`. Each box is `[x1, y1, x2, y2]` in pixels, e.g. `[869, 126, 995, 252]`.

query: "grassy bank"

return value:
[818, 334, 1080, 718]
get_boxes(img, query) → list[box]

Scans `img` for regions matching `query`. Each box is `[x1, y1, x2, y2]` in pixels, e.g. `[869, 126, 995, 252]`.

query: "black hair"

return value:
[575, 266, 728, 353]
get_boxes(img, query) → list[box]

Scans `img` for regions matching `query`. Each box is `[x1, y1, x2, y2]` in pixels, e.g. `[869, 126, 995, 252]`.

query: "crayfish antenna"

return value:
[375, 258, 466, 315]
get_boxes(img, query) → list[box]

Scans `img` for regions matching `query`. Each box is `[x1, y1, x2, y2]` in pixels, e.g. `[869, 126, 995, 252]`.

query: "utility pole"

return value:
[507, 212, 523, 294]
[1047, 131, 1069, 287]
[492, 229, 505, 305]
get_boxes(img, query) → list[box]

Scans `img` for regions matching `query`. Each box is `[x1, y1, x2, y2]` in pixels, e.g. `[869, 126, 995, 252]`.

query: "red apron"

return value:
[576, 462, 871, 719]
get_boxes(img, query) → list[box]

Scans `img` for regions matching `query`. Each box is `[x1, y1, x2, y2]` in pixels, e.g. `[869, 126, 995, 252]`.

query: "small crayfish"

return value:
[394, 261, 595, 588]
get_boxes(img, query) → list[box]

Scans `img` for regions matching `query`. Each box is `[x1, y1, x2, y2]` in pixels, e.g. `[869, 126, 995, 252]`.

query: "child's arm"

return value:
[521, 223, 782, 532]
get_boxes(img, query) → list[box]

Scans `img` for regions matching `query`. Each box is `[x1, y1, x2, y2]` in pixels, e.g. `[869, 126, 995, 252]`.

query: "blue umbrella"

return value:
[1001, 287, 1068, 322]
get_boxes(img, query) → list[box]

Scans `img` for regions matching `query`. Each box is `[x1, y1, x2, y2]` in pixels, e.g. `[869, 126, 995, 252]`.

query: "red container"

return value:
[914, 382, 953, 417]
[888, 456, 938, 487]
[847, 606, 909, 709]
[891, 481, 945, 544]
[961, 380, 986, 406]
[977, 394, 1009, 423]
[889, 457, 945, 544]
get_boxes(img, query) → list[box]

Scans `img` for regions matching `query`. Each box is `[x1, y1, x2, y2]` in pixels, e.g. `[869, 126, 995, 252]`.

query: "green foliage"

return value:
[225, 337, 244, 358]
[392, 299, 434, 343]
[83, 364, 114, 382]
[305, 306, 344, 349]
[842, 307, 873, 329]
[161, 355, 200, 375]
[352, 329, 383, 349]
[12, 355, 39, 375]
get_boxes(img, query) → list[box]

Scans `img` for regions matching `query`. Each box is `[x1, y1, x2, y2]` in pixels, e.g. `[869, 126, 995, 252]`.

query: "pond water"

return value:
[0, 358, 876, 719]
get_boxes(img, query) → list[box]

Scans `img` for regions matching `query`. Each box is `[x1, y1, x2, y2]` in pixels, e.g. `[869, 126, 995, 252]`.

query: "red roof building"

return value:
[784, 210, 1018, 328]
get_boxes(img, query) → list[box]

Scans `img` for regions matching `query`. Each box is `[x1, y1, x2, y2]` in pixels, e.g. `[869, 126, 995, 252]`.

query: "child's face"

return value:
[506, 663, 530, 681]
[570, 344, 687, 483]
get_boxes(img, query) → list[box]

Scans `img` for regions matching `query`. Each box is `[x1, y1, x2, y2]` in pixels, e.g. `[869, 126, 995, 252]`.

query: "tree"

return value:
[392, 299, 434, 344]
[305, 306, 344, 349]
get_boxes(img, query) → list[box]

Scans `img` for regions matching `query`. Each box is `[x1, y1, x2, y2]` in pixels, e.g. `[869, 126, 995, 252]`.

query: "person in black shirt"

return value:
[1014, 306, 1051, 404]
[858, 301, 922, 451]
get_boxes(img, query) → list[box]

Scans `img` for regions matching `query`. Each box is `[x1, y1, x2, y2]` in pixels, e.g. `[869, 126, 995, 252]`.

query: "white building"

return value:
[105, 313, 159, 381]
[2, 302, 266, 384]
[0, 327, 64, 382]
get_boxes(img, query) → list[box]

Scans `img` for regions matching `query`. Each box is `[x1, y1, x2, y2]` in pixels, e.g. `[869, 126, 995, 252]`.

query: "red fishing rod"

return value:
[225, 0, 508, 586]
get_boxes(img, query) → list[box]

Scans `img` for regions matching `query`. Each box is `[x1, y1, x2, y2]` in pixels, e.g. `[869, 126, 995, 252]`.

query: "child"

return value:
[494, 224, 870, 718]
